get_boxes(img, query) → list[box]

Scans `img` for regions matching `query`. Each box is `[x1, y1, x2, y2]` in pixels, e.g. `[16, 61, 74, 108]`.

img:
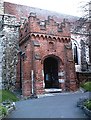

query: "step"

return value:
[45, 88, 62, 93]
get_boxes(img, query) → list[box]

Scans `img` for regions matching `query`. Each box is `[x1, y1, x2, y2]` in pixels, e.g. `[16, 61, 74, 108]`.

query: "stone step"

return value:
[45, 88, 62, 93]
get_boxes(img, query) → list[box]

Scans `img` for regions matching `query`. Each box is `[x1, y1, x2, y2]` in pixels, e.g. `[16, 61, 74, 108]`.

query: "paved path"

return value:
[7, 91, 90, 118]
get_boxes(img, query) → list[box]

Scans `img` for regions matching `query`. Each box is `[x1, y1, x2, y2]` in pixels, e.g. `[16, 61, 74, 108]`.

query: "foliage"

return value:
[81, 81, 91, 91]
[84, 100, 91, 110]
[0, 105, 7, 116]
[0, 90, 19, 103]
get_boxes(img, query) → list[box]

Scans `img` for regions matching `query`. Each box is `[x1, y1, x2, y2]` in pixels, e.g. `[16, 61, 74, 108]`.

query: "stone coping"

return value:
[45, 88, 62, 93]
[76, 71, 91, 74]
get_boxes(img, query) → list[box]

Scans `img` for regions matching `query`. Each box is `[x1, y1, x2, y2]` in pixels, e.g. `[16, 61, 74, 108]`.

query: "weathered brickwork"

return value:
[2, 1, 91, 97]
[17, 13, 77, 96]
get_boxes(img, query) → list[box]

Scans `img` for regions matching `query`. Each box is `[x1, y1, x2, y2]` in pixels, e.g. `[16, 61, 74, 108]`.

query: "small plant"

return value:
[84, 100, 91, 110]
[0, 105, 7, 116]
[80, 82, 91, 91]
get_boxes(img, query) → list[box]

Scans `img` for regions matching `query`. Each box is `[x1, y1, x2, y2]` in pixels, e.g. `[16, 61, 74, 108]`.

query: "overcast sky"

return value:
[4, 0, 89, 17]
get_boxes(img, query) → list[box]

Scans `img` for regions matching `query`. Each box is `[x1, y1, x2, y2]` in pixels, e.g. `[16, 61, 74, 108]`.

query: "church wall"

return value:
[0, 13, 20, 91]
[0, 1, 80, 97]
[0, 0, 4, 89]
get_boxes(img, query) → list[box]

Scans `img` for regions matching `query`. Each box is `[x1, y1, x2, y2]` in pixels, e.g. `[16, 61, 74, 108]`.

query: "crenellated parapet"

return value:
[2, 14, 20, 27]
[17, 11, 77, 96]
[19, 12, 71, 42]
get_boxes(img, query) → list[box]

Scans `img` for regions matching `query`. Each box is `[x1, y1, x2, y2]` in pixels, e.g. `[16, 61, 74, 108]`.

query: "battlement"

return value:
[2, 14, 20, 26]
[19, 12, 71, 41]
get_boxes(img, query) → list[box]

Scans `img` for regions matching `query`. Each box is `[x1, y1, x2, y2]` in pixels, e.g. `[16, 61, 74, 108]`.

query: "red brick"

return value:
[17, 13, 77, 97]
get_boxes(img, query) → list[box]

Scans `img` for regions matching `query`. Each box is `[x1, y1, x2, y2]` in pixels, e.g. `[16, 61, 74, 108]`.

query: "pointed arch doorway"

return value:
[43, 56, 59, 88]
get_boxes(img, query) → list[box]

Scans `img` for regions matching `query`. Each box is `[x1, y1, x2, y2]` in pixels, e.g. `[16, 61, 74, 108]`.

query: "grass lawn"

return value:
[0, 90, 19, 103]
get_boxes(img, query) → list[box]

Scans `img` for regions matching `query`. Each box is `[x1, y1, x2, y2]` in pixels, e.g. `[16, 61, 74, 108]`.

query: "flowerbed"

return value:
[0, 90, 18, 119]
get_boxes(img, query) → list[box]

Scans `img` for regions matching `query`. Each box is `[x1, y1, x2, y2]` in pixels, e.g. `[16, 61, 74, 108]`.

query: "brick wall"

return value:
[18, 13, 77, 96]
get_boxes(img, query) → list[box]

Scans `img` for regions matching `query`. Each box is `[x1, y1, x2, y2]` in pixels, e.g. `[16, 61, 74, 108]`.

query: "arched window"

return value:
[74, 44, 78, 64]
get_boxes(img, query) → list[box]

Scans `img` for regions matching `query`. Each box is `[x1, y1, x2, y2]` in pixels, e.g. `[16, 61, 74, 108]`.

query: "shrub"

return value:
[84, 100, 91, 110]
[81, 81, 91, 91]
[0, 105, 7, 116]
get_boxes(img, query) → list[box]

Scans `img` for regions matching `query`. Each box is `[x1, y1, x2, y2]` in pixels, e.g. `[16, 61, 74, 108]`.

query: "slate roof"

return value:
[4, 2, 79, 22]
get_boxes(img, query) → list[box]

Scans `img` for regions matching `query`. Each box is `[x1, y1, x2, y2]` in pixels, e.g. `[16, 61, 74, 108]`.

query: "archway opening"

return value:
[43, 57, 59, 88]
